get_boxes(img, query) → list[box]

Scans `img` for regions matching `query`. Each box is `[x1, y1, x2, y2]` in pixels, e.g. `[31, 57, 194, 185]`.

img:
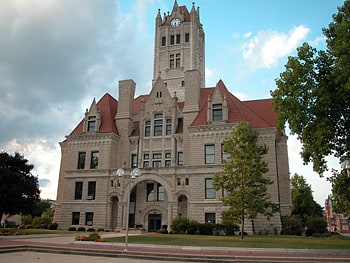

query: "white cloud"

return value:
[3, 139, 61, 200]
[287, 133, 338, 206]
[242, 25, 310, 70]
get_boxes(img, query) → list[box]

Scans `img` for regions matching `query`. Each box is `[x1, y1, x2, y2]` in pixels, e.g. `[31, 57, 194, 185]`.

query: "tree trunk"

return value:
[240, 214, 245, 239]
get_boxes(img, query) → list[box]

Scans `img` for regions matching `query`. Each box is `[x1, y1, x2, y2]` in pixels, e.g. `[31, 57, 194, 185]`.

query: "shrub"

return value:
[281, 215, 303, 236]
[170, 216, 189, 234]
[22, 215, 33, 225]
[97, 228, 105, 232]
[48, 223, 58, 230]
[222, 221, 239, 236]
[187, 220, 199, 234]
[77, 227, 86, 231]
[198, 223, 214, 235]
[305, 217, 327, 236]
[68, 227, 76, 231]
[87, 228, 95, 232]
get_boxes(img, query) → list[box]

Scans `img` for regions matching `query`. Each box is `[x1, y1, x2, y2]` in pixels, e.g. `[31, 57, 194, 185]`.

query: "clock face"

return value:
[170, 18, 181, 27]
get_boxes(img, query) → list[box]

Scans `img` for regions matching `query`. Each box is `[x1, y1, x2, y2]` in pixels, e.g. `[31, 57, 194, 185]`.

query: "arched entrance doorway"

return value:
[148, 213, 162, 232]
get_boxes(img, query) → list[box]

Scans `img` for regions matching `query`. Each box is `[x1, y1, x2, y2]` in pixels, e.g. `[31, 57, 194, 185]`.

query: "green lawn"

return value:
[0, 228, 74, 235]
[106, 233, 350, 250]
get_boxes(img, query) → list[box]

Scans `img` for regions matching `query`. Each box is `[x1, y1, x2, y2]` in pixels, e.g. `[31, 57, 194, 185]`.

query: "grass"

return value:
[0, 228, 75, 235]
[106, 233, 350, 250]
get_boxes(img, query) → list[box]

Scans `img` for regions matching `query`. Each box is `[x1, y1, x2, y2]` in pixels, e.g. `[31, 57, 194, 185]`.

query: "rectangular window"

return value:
[157, 184, 165, 201]
[87, 116, 96, 132]
[175, 53, 180, 68]
[185, 33, 190, 42]
[212, 104, 223, 121]
[90, 151, 99, 169]
[165, 152, 171, 167]
[205, 178, 216, 199]
[169, 54, 174, 69]
[145, 121, 151, 137]
[177, 152, 183, 166]
[72, 212, 80, 225]
[87, 181, 96, 200]
[74, 182, 83, 200]
[143, 153, 149, 168]
[181, 80, 185, 87]
[170, 35, 174, 45]
[131, 154, 137, 168]
[166, 119, 172, 135]
[147, 183, 154, 202]
[205, 212, 216, 223]
[205, 145, 215, 164]
[77, 152, 86, 169]
[161, 36, 166, 46]
[176, 34, 180, 44]
[85, 212, 94, 226]
[221, 144, 230, 163]
[154, 113, 163, 136]
[152, 153, 162, 168]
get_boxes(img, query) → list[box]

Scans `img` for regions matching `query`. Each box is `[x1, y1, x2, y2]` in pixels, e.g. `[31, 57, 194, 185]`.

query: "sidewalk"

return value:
[1, 233, 350, 262]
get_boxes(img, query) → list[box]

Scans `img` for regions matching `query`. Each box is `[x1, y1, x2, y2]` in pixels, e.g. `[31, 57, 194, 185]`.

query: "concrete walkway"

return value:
[1, 232, 350, 262]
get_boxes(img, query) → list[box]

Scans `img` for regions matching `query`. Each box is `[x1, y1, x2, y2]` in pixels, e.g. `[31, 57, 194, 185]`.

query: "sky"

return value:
[0, 0, 345, 205]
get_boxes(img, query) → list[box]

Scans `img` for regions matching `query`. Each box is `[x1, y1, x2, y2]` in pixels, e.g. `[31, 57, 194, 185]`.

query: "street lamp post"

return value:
[341, 159, 350, 176]
[117, 168, 141, 253]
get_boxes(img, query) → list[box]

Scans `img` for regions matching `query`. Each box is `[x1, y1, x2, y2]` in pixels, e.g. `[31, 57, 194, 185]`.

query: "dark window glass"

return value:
[145, 121, 151, 137]
[131, 154, 137, 168]
[154, 114, 163, 136]
[72, 212, 80, 225]
[147, 183, 154, 202]
[74, 182, 83, 200]
[205, 178, 215, 199]
[185, 33, 190, 42]
[175, 53, 180, 68]
[169, 54, 174, 68]
[87, 181, 96, 200]
[212, 104, 223, 121]
[205, 212, 216, 223]
[177, 152, 183, 166]
[170, 35, 174, 45]
[85, 212, 94, 226]
[158, 184, 165, 201]
[166, 119, 172, 135]
[77, 152, 86, 169]
[205, 145, 215, 164]
[176, 34, 180, 44]
[90, 151, 99, 169]
[87, 116, 96, 132]
[161, 36, 166, 46]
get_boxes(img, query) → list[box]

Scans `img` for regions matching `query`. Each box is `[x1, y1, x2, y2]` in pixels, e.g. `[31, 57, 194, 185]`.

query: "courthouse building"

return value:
[53, 1, 291, 233]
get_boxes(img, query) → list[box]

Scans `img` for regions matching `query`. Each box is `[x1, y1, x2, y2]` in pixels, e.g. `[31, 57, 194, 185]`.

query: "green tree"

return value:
[213, 122, 279, 239]
[271, 1, 350, 175]
[328, 169, 350, 216]
[0, 152, 40, 218]
[290, 173, 323, 221]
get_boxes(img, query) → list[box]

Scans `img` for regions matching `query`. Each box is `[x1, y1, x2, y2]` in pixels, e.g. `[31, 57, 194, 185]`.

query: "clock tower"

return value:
[153, 1, 205, 102]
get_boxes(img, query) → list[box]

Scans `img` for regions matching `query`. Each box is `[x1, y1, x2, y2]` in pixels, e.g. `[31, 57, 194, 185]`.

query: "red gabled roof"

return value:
[191, 80, 276, 128]
[70, 93, 118, 135]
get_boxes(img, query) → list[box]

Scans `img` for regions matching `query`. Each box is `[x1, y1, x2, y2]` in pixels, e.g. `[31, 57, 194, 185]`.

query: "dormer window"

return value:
[154, 113, 163, 136]
[212, 104, 223, 122]
[87, 116, 96, 132]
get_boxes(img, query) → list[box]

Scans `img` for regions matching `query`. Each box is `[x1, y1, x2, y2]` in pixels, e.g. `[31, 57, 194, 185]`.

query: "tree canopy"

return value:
[0, 152, 40, 218]
[271, 1, 350, 175]
[290, 173, 323, 221]
[328, 170, 350, 216]
[213, 122, 279, 239]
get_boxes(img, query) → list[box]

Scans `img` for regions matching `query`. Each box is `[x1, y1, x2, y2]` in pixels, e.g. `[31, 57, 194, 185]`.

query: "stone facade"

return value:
[53, 1, 291, 234]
